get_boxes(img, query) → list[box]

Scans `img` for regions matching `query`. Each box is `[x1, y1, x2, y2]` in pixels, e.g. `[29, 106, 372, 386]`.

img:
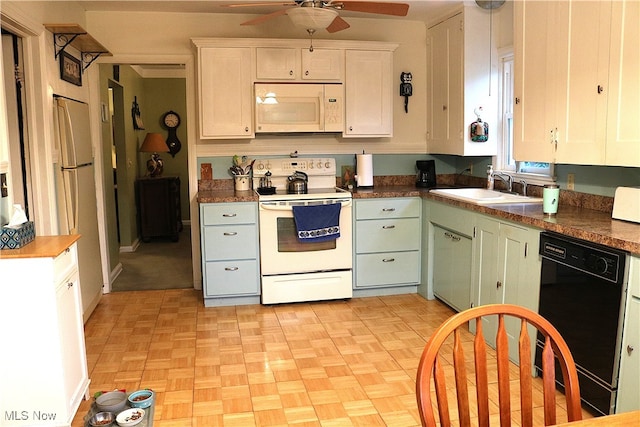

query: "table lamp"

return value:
[140, 132, 169, 177]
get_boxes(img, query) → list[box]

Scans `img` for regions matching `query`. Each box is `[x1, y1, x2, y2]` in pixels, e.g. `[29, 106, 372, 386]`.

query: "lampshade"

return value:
[286, 7, 338, 31]
[140, 132, 169, 153]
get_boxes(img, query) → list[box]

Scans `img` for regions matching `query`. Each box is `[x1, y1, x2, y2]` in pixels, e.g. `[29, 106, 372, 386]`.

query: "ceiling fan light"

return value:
[286, 7, 338, 30]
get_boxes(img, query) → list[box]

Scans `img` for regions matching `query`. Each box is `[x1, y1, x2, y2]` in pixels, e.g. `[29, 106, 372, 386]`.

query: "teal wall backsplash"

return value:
[198, 154, 640, 198]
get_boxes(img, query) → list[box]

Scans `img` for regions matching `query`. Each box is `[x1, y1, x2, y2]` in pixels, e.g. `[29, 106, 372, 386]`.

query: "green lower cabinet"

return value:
[429, 201, 475, 312]
[473, 214, 541, 363]
[200, 202, 261, 307]
[617, 255, 640, 412]
[354, 197, 421, 293]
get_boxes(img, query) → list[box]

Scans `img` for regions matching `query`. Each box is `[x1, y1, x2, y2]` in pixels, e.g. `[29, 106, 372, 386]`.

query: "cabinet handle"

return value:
[451, 235, 460, 242]
[67, 282, 74, 289]
[444, 231, 452, 239]
[305, 70, 309, 76]
[223, 232, 238, 236]
[222, 213, 237, 217]
[382, 258, 395, 263]
[442, 105, 447, 111]
[349, 126, 353, 132]
[65, 248, 70, 254]
[225, 267, 239, 271]
[382, 225, 395, 229]
[244, 126, 249, 133]
[289, 70, 294, 76]
[597, 85, 604, 94]
[515, 97, 520, 105]
[382, 208, 396, 212]
[628, 345, 635, 355]
[496, 280, 502, 288]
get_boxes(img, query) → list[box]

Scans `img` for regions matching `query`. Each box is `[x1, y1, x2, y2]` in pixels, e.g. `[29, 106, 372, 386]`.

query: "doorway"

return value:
[103, 63, 193, 292]
[1, 30, 34, 223]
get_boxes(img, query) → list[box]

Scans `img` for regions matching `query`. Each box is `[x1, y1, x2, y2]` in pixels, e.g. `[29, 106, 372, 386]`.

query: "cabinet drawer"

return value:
[203, 259, 260, 297]
[201, 203, 256, 225]
[429, 201, 475, 237]
[202, 224, 257, 261]
[356, 218, 421, 253]
[355, 251, 420, 288]
[53, 244, 77, 285]
[356, 198, 420, 220]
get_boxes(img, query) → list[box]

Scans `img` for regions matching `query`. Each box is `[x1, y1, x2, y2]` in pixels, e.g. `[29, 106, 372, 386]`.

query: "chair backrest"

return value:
[416, 304, 582, 427]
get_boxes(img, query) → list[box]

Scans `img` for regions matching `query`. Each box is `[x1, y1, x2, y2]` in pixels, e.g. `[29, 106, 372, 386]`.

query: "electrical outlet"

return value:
[567, 173, 575, 190]
[468, 163, 473, 175]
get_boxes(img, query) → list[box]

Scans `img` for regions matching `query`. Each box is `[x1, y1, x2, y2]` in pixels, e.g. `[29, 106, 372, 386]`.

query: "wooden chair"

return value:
[416, 304, 582, 427]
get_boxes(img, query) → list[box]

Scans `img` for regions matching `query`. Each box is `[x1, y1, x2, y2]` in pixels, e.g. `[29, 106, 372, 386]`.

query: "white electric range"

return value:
[253, 157, 353, 304]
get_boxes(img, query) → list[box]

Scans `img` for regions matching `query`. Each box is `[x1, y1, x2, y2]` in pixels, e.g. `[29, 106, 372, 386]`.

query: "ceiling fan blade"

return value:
[326, 16, 351, 33]
[241, 9, 289, 26]
[334, 1, 409, 16]
[221, 2, 296, 8]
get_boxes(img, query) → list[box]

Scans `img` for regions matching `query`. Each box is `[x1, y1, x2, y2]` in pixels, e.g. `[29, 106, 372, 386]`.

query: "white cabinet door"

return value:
[198, 47, 253, 139]
[554, 1, 611, 165]
[513, 0, 558, 163]
[301, 48, 343, 80]
[605, 0, 640, 167]
[426, 13, 461, 154]
[57, 271, 88, 417]
[344, 50, 393, 137]
[256, 47, 299, 80]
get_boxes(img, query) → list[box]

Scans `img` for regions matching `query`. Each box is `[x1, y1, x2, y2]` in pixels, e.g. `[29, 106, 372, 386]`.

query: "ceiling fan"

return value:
[222, 0, 410, 33]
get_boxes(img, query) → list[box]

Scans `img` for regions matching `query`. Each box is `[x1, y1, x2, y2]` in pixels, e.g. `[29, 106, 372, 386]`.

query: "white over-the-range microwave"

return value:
[254, 83, 343, 133]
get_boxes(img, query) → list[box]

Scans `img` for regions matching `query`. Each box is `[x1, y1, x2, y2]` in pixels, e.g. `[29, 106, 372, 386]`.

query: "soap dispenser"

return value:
[487, 165, 494, 190]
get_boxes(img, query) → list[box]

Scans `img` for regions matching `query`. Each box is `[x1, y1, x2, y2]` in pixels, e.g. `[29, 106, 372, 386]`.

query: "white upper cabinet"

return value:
[344, 49, 394, 137]
[426, 6, 497, 156]
[256, 47, 343, 81]
[605, 0, 640, 166]
[197, 46, 254, 139]
[514, 0, 640, 166]
[513, 0, 559, 163]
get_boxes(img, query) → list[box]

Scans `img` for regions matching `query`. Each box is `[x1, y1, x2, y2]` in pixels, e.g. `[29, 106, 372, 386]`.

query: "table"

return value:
[553, 410, 640, 426]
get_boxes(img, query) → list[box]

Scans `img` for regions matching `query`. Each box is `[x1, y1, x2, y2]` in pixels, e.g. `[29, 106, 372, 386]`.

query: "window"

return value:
[497, 50, 555, 185]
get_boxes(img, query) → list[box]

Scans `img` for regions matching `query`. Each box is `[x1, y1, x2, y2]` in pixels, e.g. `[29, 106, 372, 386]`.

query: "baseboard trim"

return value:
[120, 238, 140, 253]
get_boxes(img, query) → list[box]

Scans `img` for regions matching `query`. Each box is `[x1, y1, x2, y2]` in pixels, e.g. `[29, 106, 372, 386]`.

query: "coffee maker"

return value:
[416, 160, 436, 188]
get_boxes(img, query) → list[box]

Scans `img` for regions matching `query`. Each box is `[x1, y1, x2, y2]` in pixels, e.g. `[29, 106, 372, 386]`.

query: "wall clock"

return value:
[162, 110, 182, 157]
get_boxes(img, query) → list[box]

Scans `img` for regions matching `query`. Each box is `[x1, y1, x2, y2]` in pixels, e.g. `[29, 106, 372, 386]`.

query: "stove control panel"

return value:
[253, 158, 336, 177]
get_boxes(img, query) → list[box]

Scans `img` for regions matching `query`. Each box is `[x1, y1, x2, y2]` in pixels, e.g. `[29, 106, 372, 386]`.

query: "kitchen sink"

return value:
[430, 188, 543, 205]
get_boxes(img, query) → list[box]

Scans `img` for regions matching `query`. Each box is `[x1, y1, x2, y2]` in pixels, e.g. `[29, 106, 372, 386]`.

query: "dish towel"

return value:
[292, 203, 341, 242]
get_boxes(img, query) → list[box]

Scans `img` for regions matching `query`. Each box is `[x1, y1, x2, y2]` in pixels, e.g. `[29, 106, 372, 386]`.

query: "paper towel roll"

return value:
[356, 154, 374, 187]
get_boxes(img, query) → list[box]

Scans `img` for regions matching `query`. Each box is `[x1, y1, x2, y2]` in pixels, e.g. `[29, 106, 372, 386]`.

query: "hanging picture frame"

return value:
[131, 96, 145, 130]
[59, 51, 82, 86]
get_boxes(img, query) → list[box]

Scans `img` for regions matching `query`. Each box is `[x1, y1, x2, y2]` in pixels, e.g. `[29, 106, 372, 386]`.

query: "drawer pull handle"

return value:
[628, 345, 635, 355]
[222, 213, 237, 217]
[382, 225, 395, 229]
[497, 280, 502, 288]
[65, 248, 71, 254]
[225, 267, 239, 271]
[382, 258, 395, 263]
[451, 235, 460, 242]
[444, 232, 452, 239]
[67, 282, 74, 289]
[223, 232, 238, 236]
[382, 208, 396, 212]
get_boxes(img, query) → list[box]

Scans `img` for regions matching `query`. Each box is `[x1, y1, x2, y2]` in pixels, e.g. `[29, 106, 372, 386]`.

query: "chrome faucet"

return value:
[491, 172, 513, 193]
[519, 179, 528, 197]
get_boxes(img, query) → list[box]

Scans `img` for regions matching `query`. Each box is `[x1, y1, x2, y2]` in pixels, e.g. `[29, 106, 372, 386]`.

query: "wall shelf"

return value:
[44, 24, 112, 71]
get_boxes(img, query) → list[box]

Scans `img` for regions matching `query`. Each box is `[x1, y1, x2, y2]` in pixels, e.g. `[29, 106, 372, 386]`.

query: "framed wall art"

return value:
[60, 51, 82, 86]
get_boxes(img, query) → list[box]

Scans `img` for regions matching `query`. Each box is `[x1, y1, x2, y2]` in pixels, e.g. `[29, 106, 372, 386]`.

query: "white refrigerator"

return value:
[54, 96, 103, 319]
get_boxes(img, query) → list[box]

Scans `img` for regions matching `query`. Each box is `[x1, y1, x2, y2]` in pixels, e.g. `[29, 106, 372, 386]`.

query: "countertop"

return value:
[0, 235, 81, 259]
[197, 185, 640, 255]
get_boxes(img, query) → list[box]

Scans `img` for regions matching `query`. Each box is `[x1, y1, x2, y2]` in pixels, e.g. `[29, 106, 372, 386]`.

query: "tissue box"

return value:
[0, 221, 35, 249]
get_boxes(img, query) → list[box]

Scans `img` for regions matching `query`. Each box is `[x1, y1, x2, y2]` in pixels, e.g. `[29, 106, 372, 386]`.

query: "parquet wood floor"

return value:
[71, 290, 593, 426]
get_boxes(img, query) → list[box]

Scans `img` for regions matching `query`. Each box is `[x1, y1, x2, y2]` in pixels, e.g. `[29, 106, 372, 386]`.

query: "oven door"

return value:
[259, 198, 352, 275]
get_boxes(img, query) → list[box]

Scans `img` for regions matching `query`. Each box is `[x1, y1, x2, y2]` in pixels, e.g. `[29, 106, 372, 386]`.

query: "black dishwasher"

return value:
[535, 232, 629, 416]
